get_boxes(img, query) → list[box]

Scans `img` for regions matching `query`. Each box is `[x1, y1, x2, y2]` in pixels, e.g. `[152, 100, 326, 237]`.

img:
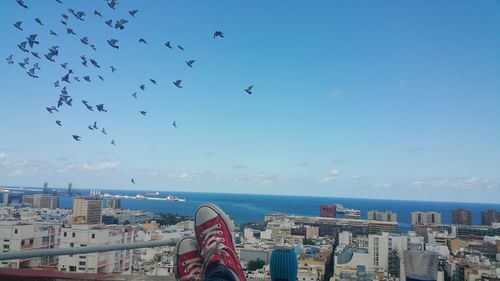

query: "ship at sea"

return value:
[96, 190, 186, 202]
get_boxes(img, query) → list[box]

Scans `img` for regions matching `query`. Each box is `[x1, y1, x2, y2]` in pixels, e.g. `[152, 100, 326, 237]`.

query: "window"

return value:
[79, 261, 85, 266]
[72, 233, 76, 238]
[69, 266, 76, 272]
[70, 243, 74, 247]
[21, 240, 25, 246]
[81, 244, 87, 247]
[29, 239, 33, 245]
[14, 229, 18, 234]
[60, 267, 66, 271]
[79, 256, 86, 259]
[78, 267, 85, 271]
[3, 239, 9, 242]
[91, 234, 95, 239]
[63, 232, 67, 237]
[3, 245, 8, 249]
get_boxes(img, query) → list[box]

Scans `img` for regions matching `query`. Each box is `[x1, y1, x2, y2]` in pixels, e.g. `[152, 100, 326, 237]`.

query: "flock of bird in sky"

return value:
[6, 0, 255, 185]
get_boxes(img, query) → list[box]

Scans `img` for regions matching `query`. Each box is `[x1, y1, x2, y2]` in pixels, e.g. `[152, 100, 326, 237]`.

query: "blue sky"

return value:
[0, 0, 499, 203]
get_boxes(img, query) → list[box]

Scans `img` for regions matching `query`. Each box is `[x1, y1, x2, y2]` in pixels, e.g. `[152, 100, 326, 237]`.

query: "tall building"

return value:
[106, 198, 121, 209]
[403, 250, 438, 281]
[481, 209, 500, 226]
[67, 182, 72, 195]
[22, 194, 59, 209]
[452, 208, 472, 225]
[0, 191, 8, 205]
[411, 211, 441, 226]
[72, 197, 103, 224]
[368, 210, 397, 222]
[43, 182, 48, 194]
[0, 221, 59, 268]
[320, 204, 336, 218]
[58, 224, 134, 273]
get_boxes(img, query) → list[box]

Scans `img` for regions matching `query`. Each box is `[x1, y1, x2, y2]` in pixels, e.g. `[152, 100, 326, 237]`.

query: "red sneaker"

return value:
[175, 237, 203, 281]
[195, 203, 246, 281]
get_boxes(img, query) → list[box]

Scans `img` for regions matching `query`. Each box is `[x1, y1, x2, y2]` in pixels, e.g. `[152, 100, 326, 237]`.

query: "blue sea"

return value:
[54, 190, 500, 233]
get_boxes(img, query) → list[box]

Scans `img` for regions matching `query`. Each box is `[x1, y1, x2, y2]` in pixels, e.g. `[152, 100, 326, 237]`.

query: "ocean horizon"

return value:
[12, 187, 495, 233]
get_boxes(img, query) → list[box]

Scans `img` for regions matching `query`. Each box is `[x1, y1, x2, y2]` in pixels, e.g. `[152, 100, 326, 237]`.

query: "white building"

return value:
[0, 221, 60, 268]
[72, 198, 103, 224]
[411, 211, 442, 225]
[58, 224, 135, 274]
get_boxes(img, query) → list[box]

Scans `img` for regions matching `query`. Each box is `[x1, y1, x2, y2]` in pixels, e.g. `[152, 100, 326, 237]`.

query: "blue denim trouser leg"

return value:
[204, 263, 237, 281]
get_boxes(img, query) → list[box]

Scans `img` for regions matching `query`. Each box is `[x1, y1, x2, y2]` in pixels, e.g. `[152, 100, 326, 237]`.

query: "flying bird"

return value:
[50, 29, 58, 36]
[177, 45, 184, 50]
[150, 79, 157, 85]
[244, 85, 254, 95]
[61, 73, 70, 83]
[164, 41, 172, 49]
[27, 34, 39, 48]
[92, 121, 98, 130]
[173, 80, 182, 88]
[82, 100, 93, 111]
[68, 9, 86, 21]
[98, 75, 104, 81]
[108, 0, 118, 10]
[61, 62, 68, 69]
[56, 120, 62, 126]
[55, 0, 62, 4]
[74, 76, 80, 82]
[139, 38, 147, 44]
[107, 39, 119, 49]
[111, 139, 116, 146]
[139, 84, 145, 91]
[96, 104, 107, 112]
[45, 53, 56, 62]
[61, 20, 67, 26]
[132, 92, 137, 99]
[27, 67, 38, 78]
[54, 80, 60, 87]
[62, 14, 69, 21]
[82, 60, 88, 67]
[6, 55, 13, 64]
[90, 44, 96, 51]
[34, 18, 43, 26]
[13, 21, 23, 30]
[90, 59, 100, 68]
[214, 31, 224, 38]
[140, 111, 147, 116]
[88, 125, 94, 130]
[31, 52, 40, 59]
[172, 120, 177, 128]
[186, 60, 195, 68]
[129, 10, 138, 17]
[115, 19, 128, 30]
[66, 28, 76, 35]
[80, 37, 89, 45]
[101, 128, 106, 134]
[110, 66, 116, 73]
[46, 106, 58, 113]
[16, 0, 28, 9]
[105, 19, 113, 27]
[72, 135, 82, 141]
[94, 10, 102, 17]
[33, 62, 40, 70]
[83, 76, 91, 82]
[19, 61, 28, 69]
[131, 178, 136, 184]
[49, 46, 59, 56]
[17, 41, 29, 53]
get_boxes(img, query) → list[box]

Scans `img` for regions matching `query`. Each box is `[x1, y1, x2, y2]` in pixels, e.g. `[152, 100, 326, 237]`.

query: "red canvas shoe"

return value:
[175, 237, 203, 281]
[195, 203, 246, 281]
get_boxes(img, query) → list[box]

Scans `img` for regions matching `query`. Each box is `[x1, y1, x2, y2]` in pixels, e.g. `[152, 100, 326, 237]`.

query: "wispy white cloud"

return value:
[409, 177, 499, 190]
[82, 161, 121, 171]
[323, 169, 340, 182]
[374, 182, 393, 188]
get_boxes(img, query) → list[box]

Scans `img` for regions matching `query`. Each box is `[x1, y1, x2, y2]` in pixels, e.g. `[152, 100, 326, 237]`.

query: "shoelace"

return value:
[200, 223, 239, 270]
[178, 257, 203, 281]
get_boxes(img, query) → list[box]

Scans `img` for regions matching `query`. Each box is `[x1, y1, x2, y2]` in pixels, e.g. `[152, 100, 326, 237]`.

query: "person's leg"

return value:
[175, 237, 204, 281]
[195, 203, 246, 281]
[203, 262, 237, 281]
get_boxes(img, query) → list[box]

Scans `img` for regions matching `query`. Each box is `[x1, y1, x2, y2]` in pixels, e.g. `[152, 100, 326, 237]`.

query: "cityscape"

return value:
[0, 184, 498, 280]
[1, 0, 499, 281]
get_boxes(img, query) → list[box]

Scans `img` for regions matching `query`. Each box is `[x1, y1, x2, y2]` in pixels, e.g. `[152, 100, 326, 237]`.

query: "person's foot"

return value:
[175, 237, 203, 281]
[195, 203, 246, 281]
